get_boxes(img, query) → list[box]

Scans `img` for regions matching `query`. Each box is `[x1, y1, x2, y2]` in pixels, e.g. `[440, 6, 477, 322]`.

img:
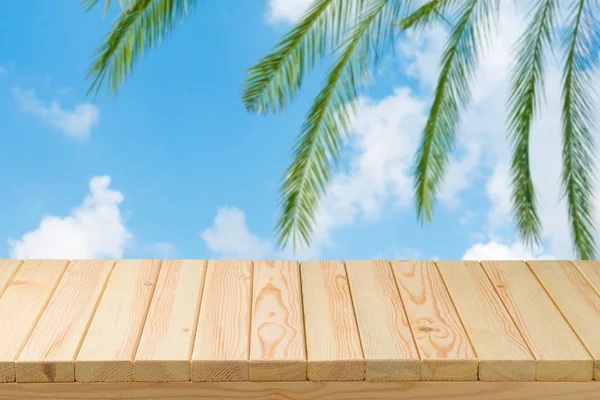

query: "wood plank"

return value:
[436, 261, 535, 381]
[16, 260, 115, 383]
[2, 381, 600, 400]
[0, 259, 23, 298]
[249, 260, 306, 381]
[134, 260, 207, 382]
[75, 260, 161, 383]
[391, 260, 478, 381]
[528, 260, 600, 380]
[345, 260, 420, 381]
[0, 260, 69, 383]
[191, 260, 252, 382]
[481, 261, 593, 381]
[572, 260, 600, 295]
[300, 261, 364, 381]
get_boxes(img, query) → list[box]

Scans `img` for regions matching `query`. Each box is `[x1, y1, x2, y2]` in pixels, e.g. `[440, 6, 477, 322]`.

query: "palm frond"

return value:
[82, 0, 133, 15]
[86, 0, 200, 97]
[560, 0, 598, 259]
[399, 0, 458, 32]
[412, 0, 499, 224]
[506, 0, 558, 248]
[242, 0, 368, 115]
[275, 0, 410, 250]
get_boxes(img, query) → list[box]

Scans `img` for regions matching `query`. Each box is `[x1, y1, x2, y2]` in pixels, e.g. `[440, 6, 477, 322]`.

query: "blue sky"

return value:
[0, 1, 595, 261]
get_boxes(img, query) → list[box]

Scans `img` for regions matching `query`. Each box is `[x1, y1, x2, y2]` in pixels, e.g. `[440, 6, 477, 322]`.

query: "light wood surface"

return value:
[300, 261, 364, 381]
[528, 260, 600, 380]
[191, 260, 252, 382]
[1, 258, 599, 389]
[436, 261, 535, 381]
[75, 260, 161, 383]
[481, 261, 593, 381]
[0, 259, 22, 298]
[1, 381, 600, 400]
[134, 260, 207, 382]
[249, 260, 306, 381]
[391, 260, 478, 381]
[345, 260, 420, 381]
[16, 260, 115, 383]
[0, 260, 68, 383]
[572, 260, 600, 295]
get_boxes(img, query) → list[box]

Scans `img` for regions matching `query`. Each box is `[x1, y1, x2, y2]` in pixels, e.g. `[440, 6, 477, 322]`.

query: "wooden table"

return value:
[0, 259, 599, 399]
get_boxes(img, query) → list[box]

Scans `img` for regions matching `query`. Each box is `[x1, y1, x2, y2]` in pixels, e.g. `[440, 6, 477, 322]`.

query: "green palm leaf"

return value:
[83, 0, 134, 15]
[85, 0, 200, 97]
[413, 0, 499, 223]
[242, 0, 367, 115]
[82, 0, 600, 258]
[506, 0, 557, 248]
[560, 0, 598, 259]
[275, 0, 410, 250]
[399, 0, 457, 31]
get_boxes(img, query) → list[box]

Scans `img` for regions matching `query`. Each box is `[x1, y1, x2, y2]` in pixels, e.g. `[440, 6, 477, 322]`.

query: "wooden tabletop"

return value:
[0, 259, 599, 385]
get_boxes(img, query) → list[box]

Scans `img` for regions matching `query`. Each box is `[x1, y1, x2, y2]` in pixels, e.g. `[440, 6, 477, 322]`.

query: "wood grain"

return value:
[528, 260, 600, 380]
[300, 261, 364, 381]
[481, 261, 592, 381]
[75, 260, 161, 383]
[436, 261, 535, 381]
[572, 260, 600, 296]
[346, 260, 420, 381]
[249, 260, 306, 382]
[391, 260, 477, 381]
[0, 260, 68, 383]
[1, 381, 600, 400]
[134, 260, 207, 382]
[191, 260, 252, 382]
[16, 260, 115, 383]
[0, 259, 23, 298]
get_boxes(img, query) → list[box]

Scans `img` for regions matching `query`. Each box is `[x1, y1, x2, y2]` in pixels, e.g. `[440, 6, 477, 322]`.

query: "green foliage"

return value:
[84, 0, 200, 97]
[276, 0, 411, 250]
[413, 0, 498, 225]
[506, 0, 557, 248]
[560, 0, 598, 259]
[242, 0, 368, 115]
[83, 0, 134, 16]
[85, 0, 600, 259]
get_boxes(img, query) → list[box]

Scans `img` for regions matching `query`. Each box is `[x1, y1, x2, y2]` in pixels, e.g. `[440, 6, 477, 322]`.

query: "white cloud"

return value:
[311, 88, 428, 246]
[375, 1, 598, 258]
[0, 65, 7, 76]
[202, 206, 273, 259]
[462, 240, 552, 261]
[201, 206, 319, 260]
[486, 163, 512, 227]
[459, 211, 476, 225]
[266, 0, 313, 24]
[442, 2, 600, 258]
[13, 87, 100, 140]
[258, 0, 598, 259]
[8, 176, 131, 259]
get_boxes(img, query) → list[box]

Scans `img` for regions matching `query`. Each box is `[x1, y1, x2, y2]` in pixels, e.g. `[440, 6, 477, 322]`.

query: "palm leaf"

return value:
[399, 0, 458, 31]
[506, 0, 557, 248]
[275, 0, 410, 250]
[242, 0, 368, 115]
[412, 0, 499, 224]
[86, 0, 200, 97]
[82, 0, 134, 16]
[560, 0, 598, 259]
